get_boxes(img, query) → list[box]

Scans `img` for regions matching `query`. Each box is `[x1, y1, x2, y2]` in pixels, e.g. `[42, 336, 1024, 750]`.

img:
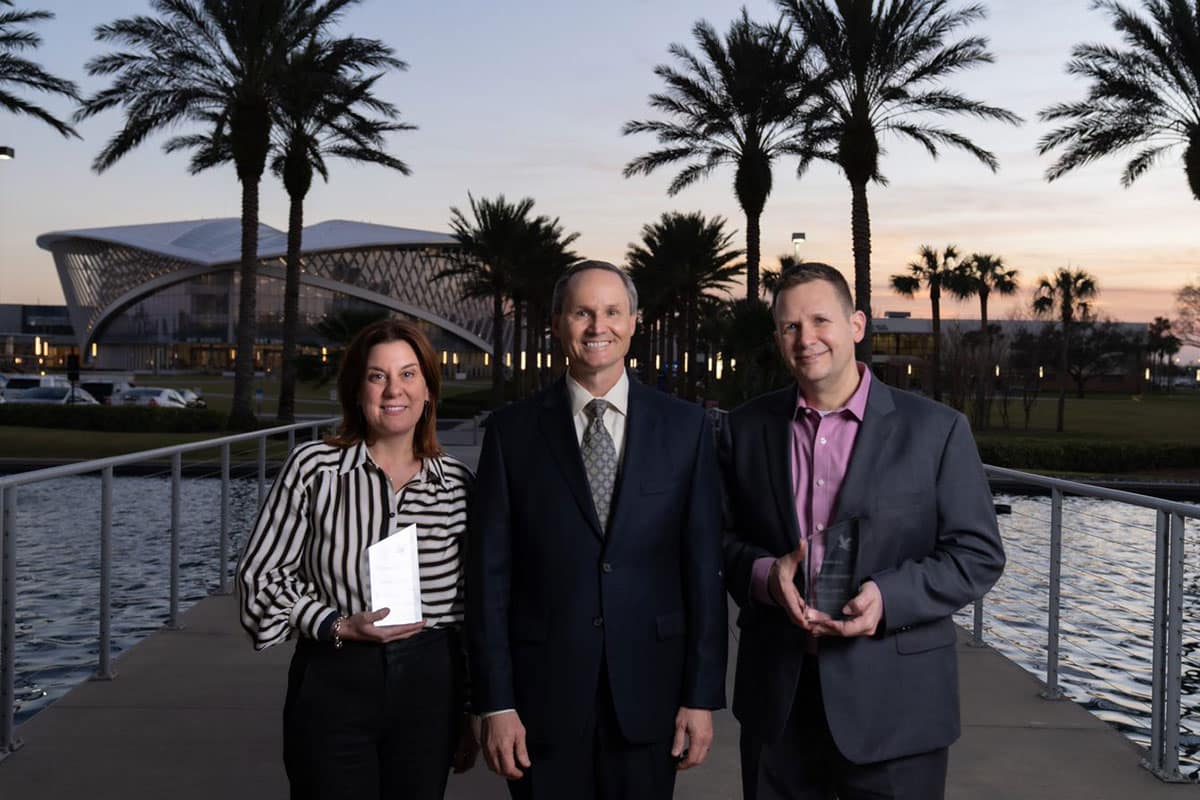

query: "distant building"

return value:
[34, 218, 496, 373]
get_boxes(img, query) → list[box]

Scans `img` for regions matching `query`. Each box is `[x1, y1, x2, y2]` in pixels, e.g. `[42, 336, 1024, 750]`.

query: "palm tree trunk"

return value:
[229, 178, 261, 430]
[1056, 320, 1068, 433]
[642, 313, 655, 385]
[276, 192, 304, 423]
[745, 210, 761, 302]
[931, 286, 942, 403]
[975, 291, 990, 430]
[850, 179, 873, 364]
[490, 292, 505, 409]
[684, 298, 697, 402]
[512, 299, 524, 398]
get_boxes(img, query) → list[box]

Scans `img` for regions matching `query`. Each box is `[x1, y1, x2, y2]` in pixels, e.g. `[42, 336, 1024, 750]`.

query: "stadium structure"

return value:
[35, 218, 497, 373]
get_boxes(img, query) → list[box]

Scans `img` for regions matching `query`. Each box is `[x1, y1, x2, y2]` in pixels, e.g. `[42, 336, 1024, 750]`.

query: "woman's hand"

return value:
[452, 713, 479, 773]
[338, 608, 426, 643]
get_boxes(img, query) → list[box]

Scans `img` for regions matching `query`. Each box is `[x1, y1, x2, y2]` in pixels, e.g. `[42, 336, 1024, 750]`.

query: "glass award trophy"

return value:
[805, 517, 860, 620]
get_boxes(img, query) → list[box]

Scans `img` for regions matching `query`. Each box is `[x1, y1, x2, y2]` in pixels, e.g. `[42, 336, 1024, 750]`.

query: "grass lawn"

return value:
[977, 391, 1200, 445]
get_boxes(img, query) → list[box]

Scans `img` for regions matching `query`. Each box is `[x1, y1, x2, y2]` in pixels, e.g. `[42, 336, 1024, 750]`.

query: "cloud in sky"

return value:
[0, 0, 1195, 329]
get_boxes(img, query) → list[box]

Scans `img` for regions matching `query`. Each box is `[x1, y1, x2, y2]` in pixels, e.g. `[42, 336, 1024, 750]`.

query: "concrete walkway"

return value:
[0, 592, 1194, 799]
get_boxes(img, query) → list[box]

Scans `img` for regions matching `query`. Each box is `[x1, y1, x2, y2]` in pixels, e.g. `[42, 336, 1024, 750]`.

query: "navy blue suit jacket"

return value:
[467, 374, 727, 745]
[721, 378, 1005, 763]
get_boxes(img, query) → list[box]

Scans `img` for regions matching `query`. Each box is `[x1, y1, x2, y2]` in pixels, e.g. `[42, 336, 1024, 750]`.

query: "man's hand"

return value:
[811, 580, 883, 638]
[671, 707, 713, 770]
[480, 711, 531, 780]
[767, 541, 809, 628]
[339, 609, 426, 643]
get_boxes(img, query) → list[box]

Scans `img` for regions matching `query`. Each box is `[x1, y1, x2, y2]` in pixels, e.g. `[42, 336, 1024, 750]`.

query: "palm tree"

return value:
[0, 0, 79, 136]
[1038, 0, 1200, 204]
[440, 194, 538, 409]
[626, 212, 744, 400]
[78, 0, 356, 429]
[513, 216, 578, 397]
[1032, 268, 1099, 432]
[949, 252, 1019, 427]
[890, 244, 959, 402]
[270, 37, 412, 422]
[777, 0, 1021, 363]
[623, 9, 821, 302]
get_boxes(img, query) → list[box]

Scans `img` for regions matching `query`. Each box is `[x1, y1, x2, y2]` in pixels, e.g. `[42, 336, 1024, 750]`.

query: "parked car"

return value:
[9, 386, 100, 405]
[178, 388, 207, 409]
[122, 387, 188, 409]
[0, 374, 69, 400]
[80, 380, 135, 406]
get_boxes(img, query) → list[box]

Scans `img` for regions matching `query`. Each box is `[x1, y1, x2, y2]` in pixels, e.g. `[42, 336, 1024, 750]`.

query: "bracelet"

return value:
[331, 615, 348, 650]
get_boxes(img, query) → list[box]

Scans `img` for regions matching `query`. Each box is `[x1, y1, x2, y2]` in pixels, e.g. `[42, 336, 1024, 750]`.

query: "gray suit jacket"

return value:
[721, 376, 1005, 763]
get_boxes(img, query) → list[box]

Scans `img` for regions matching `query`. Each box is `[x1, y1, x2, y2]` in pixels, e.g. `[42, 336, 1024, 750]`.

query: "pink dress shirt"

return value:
[751, 365, 872, 607]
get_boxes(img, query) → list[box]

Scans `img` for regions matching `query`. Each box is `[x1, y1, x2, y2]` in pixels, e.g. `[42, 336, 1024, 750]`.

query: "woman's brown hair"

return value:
[328, 318, 443, 457]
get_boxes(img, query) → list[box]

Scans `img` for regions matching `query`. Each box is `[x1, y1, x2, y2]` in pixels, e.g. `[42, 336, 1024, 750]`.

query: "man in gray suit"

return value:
[721, 262, 1005, 799]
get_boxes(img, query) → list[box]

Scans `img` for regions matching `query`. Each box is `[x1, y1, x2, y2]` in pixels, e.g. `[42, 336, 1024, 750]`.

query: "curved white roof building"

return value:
[37, 218, 495, 370]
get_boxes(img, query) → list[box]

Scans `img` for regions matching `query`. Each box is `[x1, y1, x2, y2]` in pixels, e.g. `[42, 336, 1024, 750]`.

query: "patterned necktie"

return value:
[581, 398, 618, 533]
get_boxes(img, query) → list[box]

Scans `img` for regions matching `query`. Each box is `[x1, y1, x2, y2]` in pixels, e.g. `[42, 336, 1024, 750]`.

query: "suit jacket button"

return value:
[602, 562, 612, 573]
[593, 616, 604, 627]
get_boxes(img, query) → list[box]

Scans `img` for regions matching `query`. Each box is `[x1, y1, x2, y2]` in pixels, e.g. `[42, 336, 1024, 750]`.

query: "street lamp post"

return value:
[791, 231, 806, 262]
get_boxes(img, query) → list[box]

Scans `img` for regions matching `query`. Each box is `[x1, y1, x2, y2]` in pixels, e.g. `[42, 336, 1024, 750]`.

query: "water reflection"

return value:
[956, 494, 1200, 778]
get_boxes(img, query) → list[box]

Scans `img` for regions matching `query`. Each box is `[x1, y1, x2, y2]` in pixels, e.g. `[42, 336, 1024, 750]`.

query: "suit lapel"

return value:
[538, 377, 604, 539]
[763, 387, 803, 550]
[605, 375, 652, 548]
[830, 378, 897, 525]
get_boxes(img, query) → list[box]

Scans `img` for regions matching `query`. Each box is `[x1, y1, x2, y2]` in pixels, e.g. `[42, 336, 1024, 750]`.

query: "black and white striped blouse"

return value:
[238, 439, 472, 650]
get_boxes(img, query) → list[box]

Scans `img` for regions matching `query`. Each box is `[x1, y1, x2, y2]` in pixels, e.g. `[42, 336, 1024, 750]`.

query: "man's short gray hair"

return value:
[551, 260, 639, 316]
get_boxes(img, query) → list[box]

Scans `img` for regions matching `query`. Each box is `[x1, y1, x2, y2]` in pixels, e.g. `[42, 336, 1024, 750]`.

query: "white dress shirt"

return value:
[566, 370, 629, 466]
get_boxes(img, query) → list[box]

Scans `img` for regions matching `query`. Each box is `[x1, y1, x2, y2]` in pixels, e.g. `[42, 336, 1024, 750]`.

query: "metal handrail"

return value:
[975, 464, 1199, 782]
[0, 416, 339, 760]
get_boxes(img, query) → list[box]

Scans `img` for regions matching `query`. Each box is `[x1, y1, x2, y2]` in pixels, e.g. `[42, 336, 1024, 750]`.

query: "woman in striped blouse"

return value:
[238, 319, 476, 799]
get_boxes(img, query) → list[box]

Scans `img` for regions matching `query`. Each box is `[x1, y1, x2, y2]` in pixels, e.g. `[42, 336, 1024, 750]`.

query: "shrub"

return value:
[0, 404, 226, 433]
[976, 437, 1200, 473]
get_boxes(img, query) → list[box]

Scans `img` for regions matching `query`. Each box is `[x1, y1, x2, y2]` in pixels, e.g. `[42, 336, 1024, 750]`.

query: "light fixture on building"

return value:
[320, 346, 327, 364]
[715, 358, 724, 380]
[547, 353, 553, 368]
[630, 357, 637, 369]
[1038, 365, 1044, 379]
[505, 352, 511, 368]
[994, 364, 1000, 378]
[655, 354, 661, 371]
[90, 342, 98, 359]
[1145, 367, 1151, 381]
[441, 350, 448, 365]
[520, 352, 527, 370]
[484, 352, 490, 367]
[683, 352, 689, 373]
[34, 336, 41, 356]
[906, 363, 913, 376]
[730, 358, 737, 371]
[452, 352, 459, 366]
[536, 352, 542, 369]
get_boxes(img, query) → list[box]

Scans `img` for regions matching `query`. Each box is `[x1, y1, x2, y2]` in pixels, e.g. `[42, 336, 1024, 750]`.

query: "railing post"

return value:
[1162, 513, 1185, 779]
[0, 486, 22, 757]
[1042, 487, 1063, 700]
[969, 596, 985, 647]
[287, 428, 295, 452]
[219, 443, 230, 595]
[309, 424, 318, 443]
[1146, 510, 1169, 776]
[167, 452, 182, 630]
[95, 468, 114, 680]
[257, 436, 266, 508]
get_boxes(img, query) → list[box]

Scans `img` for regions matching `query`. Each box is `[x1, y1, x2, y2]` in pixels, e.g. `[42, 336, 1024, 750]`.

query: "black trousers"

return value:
[741, 658, 948, 800]
[283, 627, 463, 800]
[507, 665, 677, 800]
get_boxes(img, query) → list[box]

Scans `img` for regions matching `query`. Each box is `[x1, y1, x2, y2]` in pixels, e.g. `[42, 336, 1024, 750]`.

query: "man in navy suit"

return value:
[468, 260, 727, 799]
[721, 262, 1005, 799]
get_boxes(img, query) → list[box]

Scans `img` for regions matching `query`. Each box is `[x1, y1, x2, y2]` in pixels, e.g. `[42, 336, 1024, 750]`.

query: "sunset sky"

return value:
[0, 0, 1196, 339]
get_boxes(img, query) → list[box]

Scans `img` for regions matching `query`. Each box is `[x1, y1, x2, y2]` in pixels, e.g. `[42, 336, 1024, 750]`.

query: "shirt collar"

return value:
[338, 440, 448, 487]
[567, 370, 630, 419]
[795, 362, 871, 422]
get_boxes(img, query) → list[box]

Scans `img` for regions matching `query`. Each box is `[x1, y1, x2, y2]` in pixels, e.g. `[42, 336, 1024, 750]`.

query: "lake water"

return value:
[3, 475, 1198, 776]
